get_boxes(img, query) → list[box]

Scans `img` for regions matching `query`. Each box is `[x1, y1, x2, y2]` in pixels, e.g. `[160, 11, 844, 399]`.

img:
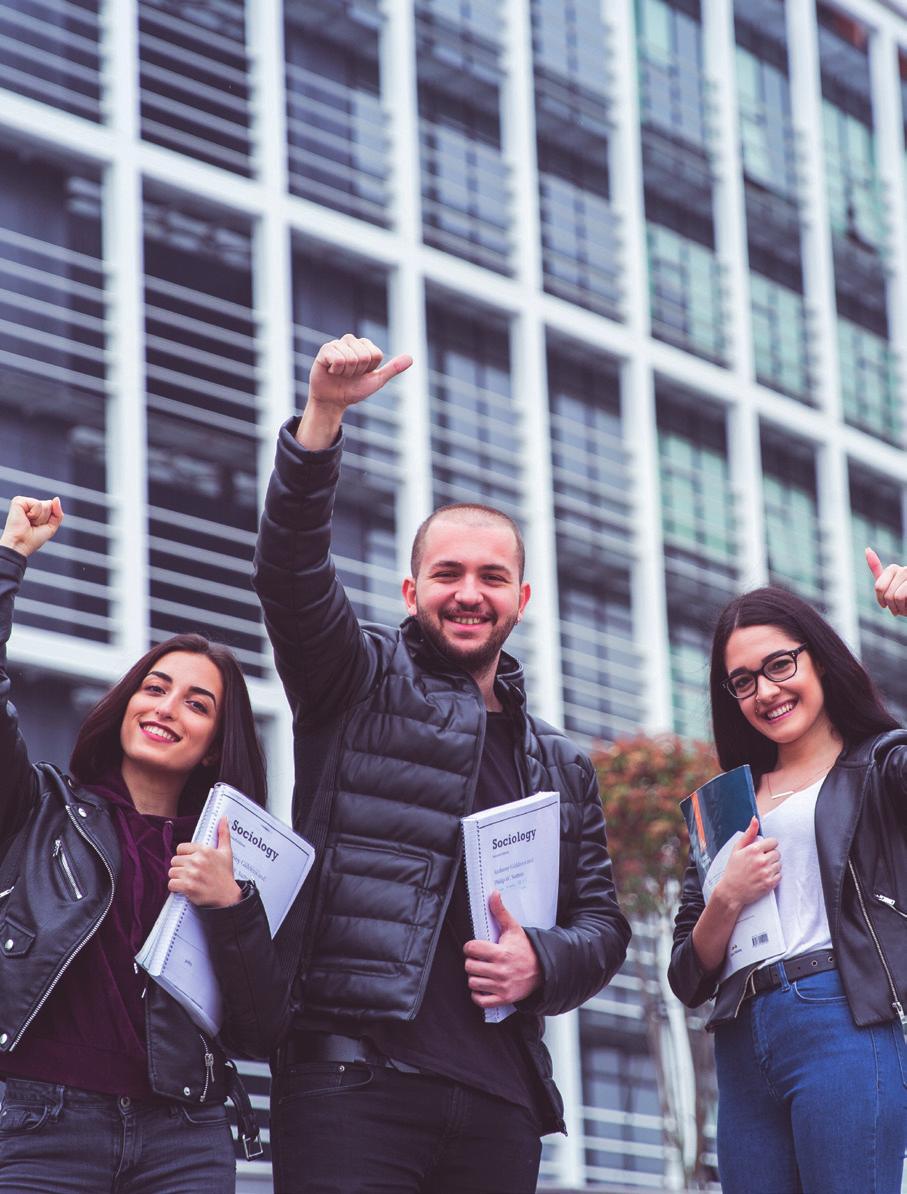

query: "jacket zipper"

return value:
[873, 892, 907, 920]
[10, 805, 115, 1051]
[848, 860, 907, 1041]
[413, 838, 466, 1012]
[411, 691, 488, 1012]
[52, 839, 83, 900]
[198, 1032, 214, 1102]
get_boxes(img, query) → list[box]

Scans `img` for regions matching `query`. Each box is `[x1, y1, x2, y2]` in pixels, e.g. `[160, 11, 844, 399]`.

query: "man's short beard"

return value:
[415, 608, 518, 674]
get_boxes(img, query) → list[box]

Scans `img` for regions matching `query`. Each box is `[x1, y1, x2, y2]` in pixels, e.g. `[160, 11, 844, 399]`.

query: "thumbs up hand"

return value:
[866, 548, 907, 617]
[169, 816, 242, 908]
[297, 334, 413, 450]
[462, 890, 542, 1009]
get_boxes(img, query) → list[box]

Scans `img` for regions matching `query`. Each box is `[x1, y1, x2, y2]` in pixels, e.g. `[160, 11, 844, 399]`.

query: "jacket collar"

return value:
[814, 748, 866, 941]
[37, 762, 106, 812]
[836, 728, 907, 768]
[814, 729, 907, 941]
[400, 616, 535, 795]
[36, 764, 122, 876]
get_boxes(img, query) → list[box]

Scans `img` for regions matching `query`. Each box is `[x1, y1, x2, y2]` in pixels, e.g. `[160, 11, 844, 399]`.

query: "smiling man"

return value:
[253, 334, 630, 1194]
[403, 505, 528, 705]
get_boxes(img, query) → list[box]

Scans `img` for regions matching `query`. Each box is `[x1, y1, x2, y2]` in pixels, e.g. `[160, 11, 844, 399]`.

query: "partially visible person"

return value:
[669, 554, 907, 1194]
[0, 495, 289, 1193]
[254, 333, 631, 1194]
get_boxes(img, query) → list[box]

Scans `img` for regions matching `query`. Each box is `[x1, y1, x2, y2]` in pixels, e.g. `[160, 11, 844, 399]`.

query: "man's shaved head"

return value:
[410, 504, 525, 581]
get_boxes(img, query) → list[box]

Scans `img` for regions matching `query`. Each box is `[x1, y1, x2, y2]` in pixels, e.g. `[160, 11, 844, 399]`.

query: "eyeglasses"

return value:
[722, 644, 810, 700]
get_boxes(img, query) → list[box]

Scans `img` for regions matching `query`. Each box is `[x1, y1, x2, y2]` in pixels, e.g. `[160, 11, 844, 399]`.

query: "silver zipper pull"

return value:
[873, 893, 907, 919]
[894, 1001, 907, 1044]
[52, 839, 61, 857]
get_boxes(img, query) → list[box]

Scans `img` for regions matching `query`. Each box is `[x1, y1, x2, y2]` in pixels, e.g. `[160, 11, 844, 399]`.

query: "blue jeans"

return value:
[270, 1062, 542, 1193]
[715, 967, 907, 1194]
[0, 1079, 236, 1193]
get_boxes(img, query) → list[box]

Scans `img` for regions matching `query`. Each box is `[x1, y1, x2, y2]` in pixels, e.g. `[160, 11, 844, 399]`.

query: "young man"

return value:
[254, 334, 631, 1194]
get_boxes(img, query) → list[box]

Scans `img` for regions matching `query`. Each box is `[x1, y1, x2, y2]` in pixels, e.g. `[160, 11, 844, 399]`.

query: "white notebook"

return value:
[137, 782, 315, 1036]
[461, 790, 560, 1023]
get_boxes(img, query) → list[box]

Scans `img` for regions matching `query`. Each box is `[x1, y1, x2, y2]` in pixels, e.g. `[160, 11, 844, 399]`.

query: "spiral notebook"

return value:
[137, 782, 315, 1036]
[461, 790, 560, 1023]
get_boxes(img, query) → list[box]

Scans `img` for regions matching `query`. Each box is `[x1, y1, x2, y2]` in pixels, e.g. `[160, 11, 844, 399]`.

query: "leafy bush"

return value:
[595, 733, 716, 918]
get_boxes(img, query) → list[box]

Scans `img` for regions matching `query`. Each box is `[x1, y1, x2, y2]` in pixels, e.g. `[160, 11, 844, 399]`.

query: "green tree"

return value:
[594, 733, 718, 1190]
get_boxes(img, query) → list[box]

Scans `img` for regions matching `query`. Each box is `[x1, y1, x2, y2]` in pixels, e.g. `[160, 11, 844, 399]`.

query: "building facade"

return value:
[1, 0, 906, 1187]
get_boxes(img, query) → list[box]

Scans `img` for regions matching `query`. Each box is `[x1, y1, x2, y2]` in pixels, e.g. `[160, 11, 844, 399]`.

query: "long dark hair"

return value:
[70, 634, 267, 809]
[710, 586, 898, 778]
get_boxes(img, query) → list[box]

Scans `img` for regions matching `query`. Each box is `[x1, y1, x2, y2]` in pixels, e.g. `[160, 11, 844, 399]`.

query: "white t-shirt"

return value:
[761, 777, 832, 960]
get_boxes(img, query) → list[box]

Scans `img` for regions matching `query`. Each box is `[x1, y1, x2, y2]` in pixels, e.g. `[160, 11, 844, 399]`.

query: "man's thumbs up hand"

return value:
[462, 890, 542, 1009]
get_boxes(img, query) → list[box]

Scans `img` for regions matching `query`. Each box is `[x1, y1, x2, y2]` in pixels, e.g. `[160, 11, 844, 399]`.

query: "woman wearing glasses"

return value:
[669, 551, 907, 1194]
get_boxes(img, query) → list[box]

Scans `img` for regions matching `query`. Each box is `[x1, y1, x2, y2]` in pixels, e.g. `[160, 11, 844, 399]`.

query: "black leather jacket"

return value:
[0, 546, 290, 1105]
[253, 422, 631, 1133]
[669, 732, 907, 1031]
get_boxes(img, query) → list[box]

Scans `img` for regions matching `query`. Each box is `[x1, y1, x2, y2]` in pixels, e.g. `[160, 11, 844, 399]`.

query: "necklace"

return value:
[766, 759, 837, 800]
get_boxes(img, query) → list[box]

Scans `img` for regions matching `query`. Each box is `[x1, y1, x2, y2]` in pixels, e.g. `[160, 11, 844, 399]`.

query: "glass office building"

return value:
[1, 0, 906, 1187]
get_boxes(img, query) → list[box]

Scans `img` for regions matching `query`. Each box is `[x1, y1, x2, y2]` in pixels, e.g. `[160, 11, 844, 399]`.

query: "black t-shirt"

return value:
[362, 711, 547, 1123]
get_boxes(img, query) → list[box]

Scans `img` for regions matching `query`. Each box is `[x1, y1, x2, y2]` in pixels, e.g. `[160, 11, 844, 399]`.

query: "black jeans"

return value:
[270, 1062, 542, 1194]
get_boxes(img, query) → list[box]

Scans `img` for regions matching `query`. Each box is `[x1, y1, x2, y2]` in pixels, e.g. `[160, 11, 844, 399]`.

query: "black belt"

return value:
[750, 948, 836, 996]
[276, 1032, 419, 1073]
[224, 1059, 263, 1161]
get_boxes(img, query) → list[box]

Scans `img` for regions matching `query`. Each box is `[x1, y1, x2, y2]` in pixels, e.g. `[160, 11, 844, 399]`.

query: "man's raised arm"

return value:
[253, 334, 412, 723]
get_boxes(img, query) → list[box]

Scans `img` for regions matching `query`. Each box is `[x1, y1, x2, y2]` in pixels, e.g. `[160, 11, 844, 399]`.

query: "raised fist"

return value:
[0, 496, 64, 558]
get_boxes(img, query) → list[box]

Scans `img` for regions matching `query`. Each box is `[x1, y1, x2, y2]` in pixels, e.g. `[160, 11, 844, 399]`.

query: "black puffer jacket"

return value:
[253, 422, 631, 1132]
[0, 547, 290, 1105]
[669, 732, 907, 1031]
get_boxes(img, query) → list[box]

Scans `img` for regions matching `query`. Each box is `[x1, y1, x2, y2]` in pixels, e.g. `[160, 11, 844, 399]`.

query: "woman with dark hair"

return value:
[0, 496, 289, 1193]
[669, 553, 907, 1194]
